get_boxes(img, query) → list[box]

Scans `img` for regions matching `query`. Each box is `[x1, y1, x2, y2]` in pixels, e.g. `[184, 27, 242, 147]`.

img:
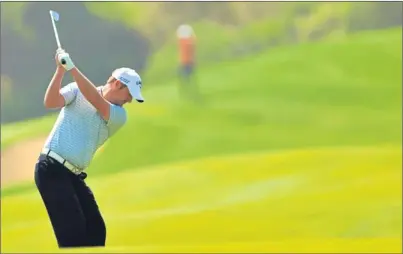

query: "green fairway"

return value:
[1, 28, 401, 252]
[1, 114, 55, 151]
[1, 0, 402, 251]
[1, 146, 401, 252]
[1, 28, 402, 193]
[88, 28, 402, 176]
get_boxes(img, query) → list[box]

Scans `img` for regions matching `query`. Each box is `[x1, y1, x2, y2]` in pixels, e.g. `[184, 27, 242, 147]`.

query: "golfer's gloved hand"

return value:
[56, 49, 75, 71]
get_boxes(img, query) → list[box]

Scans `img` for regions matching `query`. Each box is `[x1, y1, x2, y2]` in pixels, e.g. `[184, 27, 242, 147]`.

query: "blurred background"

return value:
[1, 2, 402, 253]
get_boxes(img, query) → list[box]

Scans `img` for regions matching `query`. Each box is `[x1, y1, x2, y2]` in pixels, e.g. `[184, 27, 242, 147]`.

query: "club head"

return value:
[49, 10, 59, 22]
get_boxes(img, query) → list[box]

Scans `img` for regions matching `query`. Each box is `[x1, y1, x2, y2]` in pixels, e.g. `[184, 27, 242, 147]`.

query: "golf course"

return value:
[1, 26, 402, 253]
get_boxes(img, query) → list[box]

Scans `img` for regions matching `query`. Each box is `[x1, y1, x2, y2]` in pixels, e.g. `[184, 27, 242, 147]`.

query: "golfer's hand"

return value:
[54, 51, 65, 71]
[56, 49, 75, 71]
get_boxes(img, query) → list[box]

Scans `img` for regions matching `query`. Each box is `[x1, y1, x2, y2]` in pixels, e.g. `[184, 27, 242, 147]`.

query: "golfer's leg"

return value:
[74, 175, 106, 247]
[34, 157, 87, 248]
[177, 65, 186, 97]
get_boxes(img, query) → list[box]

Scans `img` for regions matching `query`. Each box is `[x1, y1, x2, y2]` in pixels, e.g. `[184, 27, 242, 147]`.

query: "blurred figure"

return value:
[176, 24, 201, 102]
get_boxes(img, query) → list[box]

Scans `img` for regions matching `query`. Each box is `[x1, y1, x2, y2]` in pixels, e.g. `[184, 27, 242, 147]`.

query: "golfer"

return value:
[34, 49, 144, 248]
[176, 24, 201, 102]
[177, 24, 196, 82]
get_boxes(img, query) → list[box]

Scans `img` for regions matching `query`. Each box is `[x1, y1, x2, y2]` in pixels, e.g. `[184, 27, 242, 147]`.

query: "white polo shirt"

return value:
[43, 82, 127, 169]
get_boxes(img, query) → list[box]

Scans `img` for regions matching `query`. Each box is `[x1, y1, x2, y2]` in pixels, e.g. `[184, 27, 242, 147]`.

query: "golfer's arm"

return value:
[70, 67, 110, 121]
[43, 67, 65, 109]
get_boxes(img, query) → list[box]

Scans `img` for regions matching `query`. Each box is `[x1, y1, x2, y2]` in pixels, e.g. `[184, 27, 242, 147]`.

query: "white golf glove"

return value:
[57, 49, 75, 71]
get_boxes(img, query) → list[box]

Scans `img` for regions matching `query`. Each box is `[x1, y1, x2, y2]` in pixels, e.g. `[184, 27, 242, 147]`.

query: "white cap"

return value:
[177, 24, 194, 39]
[112, 67, 144, 103]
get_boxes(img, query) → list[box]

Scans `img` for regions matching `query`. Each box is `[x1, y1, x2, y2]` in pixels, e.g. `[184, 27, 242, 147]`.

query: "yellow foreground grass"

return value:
[2, 146, 402, 253]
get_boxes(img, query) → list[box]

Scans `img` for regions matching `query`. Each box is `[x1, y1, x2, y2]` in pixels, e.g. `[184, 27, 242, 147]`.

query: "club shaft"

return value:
[50, 12, 62, 49]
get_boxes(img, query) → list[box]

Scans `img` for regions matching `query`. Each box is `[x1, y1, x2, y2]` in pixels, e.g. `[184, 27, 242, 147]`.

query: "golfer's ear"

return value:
[111, 79, 121, 89]
[115, 80, 126, 90]
[107, 77, 118, 89]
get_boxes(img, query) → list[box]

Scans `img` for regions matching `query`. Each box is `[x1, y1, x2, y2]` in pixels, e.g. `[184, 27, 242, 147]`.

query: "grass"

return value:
[141, 17, 290, 84]
[1, 146, 401, 252]
[1, 27, 401, 253]
[1, 114, 56, 150]
[88, 28, 402, 176]
[1, 28, 401, 179]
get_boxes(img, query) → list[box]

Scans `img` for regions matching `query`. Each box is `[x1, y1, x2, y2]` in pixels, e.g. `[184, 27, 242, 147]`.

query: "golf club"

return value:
[49, 10, 66, 65]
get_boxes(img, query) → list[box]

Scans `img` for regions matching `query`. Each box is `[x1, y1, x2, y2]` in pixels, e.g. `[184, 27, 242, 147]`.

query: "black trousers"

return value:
[34, 154, 106, 248]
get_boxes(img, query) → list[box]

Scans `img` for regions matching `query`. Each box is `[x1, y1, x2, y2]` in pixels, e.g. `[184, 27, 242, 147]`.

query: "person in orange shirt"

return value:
[176, 24, 200, 101]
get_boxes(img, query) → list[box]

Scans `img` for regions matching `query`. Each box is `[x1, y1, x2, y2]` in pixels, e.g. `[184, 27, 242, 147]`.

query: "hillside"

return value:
[1, 28, 401, 191]
[87, 28, 403, 175]
[1, 27, 401, 253]
[2, 2, 401, 123]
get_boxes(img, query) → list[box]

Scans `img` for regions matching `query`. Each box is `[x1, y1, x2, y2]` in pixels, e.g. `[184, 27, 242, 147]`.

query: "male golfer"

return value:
[34, 49, 144, 248]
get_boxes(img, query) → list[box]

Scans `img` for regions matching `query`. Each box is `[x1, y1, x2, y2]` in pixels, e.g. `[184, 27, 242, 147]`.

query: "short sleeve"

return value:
[107, 104, 127, 137]
[60, 82, 79, 106]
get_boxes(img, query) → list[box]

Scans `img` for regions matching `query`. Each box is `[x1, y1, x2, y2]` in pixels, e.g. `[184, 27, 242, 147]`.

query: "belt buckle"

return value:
[70, 165, 82, 175]
[74, 168, 82, 175]
[64, 161, 81, 175]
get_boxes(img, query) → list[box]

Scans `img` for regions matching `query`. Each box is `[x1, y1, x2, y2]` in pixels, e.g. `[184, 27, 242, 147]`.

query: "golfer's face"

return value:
[121, 86, 133, 104]
[115, 82, 132, 105]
